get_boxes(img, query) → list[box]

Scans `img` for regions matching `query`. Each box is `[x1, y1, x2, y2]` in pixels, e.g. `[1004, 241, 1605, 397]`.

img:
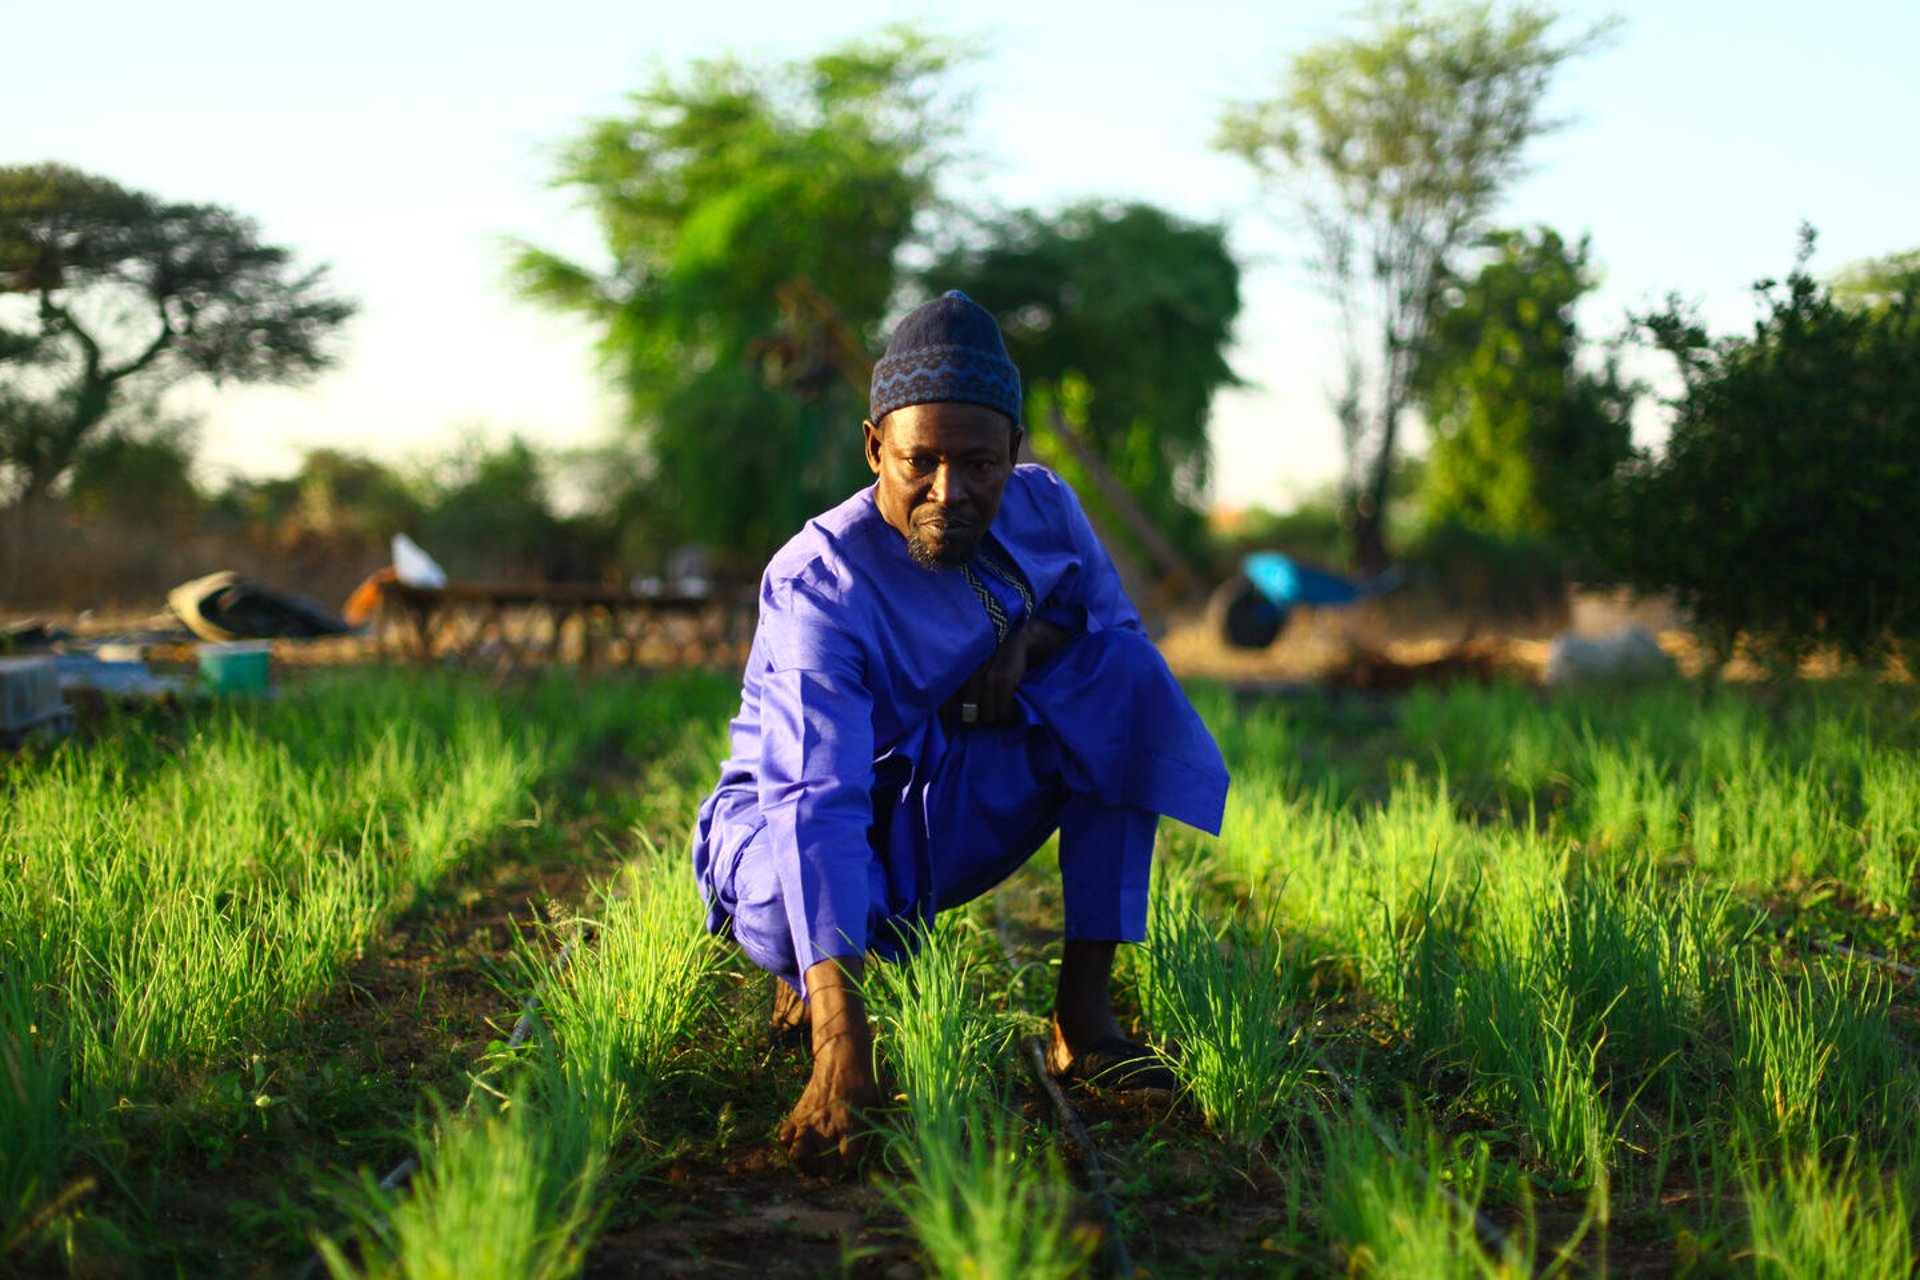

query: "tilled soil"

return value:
[588, 1148, 908, 1279]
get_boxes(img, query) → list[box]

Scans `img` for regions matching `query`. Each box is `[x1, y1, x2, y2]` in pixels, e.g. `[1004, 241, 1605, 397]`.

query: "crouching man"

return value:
[691, 290, 1229, 1177]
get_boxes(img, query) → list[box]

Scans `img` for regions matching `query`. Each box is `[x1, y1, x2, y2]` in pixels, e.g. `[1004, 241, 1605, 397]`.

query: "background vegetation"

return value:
[5, 5, 1918, 667]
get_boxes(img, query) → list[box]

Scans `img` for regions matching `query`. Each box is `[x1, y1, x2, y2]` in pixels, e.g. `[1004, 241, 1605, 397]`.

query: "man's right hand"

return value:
[778, 956, 879, 1178]
[951, 617, 1075, 727]
[779, 1044, 880, 1178]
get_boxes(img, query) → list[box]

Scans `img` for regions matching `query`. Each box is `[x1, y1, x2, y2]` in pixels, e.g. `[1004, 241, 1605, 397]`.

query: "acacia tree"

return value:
[0, 163, 354, 503]
[1216, 2, 1610, 571]
[1416, 226, 1632, 541]
[929, 202, 1242, 564]
[510, 28, 965, 569]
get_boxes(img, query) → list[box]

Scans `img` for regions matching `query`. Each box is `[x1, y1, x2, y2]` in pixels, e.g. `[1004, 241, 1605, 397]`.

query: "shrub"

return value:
[1598, 229, 1920, 670]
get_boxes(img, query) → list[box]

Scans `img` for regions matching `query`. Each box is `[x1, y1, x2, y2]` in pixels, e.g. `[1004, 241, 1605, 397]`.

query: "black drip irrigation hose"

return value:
[990, 892, 1136, 1280]
[1782, 933, 1920, 1057]
[290, 935, 582, 1280]
[1810, 937, 1920, 981]
[1018, 1034, 1137, 1280]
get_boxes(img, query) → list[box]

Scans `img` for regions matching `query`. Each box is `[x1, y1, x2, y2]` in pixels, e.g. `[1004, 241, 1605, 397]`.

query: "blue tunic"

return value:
[692, 465, 1229, 991]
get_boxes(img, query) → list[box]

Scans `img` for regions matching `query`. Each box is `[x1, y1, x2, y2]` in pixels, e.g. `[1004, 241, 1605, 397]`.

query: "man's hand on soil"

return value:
[778, 1048, 880, 1179]
[782, 955, 878, 1179]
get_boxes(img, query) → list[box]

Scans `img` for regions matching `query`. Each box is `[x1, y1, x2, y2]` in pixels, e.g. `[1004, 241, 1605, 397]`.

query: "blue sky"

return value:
[7, 0, 1916, 510]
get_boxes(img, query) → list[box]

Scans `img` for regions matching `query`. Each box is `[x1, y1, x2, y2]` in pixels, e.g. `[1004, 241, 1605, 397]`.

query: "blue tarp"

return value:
[56, 655, 188, 697]
[1241, 552, 1401, 609]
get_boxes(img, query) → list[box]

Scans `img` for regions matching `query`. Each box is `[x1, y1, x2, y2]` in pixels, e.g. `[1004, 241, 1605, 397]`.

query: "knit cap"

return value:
[869, 290, 1022, 424]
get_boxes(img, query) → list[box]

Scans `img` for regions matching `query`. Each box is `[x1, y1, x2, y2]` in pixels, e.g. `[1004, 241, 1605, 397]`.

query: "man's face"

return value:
[864, 401, 1022, 570]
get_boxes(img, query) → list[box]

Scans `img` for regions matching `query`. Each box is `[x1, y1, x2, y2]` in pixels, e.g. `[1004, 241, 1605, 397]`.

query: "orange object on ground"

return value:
[342, 567, 400, 628]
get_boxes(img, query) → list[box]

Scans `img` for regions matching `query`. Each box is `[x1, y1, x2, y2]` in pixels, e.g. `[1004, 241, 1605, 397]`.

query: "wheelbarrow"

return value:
[1211, 552, 1402, 649]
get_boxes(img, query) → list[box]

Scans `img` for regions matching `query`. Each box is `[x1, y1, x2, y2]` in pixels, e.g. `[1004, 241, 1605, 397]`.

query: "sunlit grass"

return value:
[0, 667, 738, 1260]
[320, 836, 733, 1280]
[4, 678, 540, 1095]
[1139, 867, 1313, 1151]
[866, 919, 1097, 1280]
[318, 1101, 597, 1280]
[1, 674, 548, 1249]
[883, 1107, 1092, 1280]
[531, 843, 732, 1151]
[1740, 1144, 1915, 1279]
[0, 982, 68, 1255]
[1320, 1112, 1533, 1280]
[1721, 955, 1911, 1154]
[1454, 941, 1611, 1190]
[10, 664, 1920, 1274]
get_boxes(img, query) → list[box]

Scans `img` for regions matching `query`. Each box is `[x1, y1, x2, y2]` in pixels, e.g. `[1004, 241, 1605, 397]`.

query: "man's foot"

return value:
[1050, 939, 1173, 1090]
[771, 976, 810, 1035]
[1046, 1012, 1177, 1093]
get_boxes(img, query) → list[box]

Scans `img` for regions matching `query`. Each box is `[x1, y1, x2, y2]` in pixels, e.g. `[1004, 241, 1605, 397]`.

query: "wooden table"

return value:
[374, 582, 755, 673]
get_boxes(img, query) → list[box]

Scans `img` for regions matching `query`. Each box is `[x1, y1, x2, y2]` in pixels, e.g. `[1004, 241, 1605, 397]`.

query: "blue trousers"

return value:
[711, 713, 1159, 993]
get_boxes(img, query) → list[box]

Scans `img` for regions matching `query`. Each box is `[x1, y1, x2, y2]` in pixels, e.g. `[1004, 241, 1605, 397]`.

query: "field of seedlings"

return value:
[4, 665, 1918, 1277]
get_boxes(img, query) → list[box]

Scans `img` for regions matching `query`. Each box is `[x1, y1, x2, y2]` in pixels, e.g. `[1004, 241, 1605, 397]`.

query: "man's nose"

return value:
[929, 463, 964, 505]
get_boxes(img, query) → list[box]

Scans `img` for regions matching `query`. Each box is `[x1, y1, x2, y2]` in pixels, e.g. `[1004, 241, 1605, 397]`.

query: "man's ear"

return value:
[862, 418, 884, 475]
[1009, 426, 1024, 465]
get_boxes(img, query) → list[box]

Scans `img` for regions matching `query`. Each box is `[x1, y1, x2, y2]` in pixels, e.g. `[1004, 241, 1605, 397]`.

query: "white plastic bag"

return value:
[1545, 624, 1677, 688]
[391, 534, 448, 589]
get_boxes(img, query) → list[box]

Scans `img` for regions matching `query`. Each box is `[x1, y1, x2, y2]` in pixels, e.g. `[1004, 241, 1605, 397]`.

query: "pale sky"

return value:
[7, 0, 1916, 511]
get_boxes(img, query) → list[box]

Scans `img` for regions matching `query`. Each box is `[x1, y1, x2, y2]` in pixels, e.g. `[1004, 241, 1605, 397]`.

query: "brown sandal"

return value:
[1050, 1035, 1177, 1093]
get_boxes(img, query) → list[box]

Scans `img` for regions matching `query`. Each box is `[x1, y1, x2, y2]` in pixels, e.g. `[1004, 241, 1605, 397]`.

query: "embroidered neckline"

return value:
[961, 543, 1035, 645]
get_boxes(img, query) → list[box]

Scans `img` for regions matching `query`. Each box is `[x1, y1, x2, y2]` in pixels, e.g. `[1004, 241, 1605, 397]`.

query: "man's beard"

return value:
[906, 519, 977, 570]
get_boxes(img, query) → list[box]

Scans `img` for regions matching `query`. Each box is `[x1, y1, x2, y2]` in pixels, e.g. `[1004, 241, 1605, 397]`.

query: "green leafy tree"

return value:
[1216, 2, 1612, 571]
[929, 201, 1242, 563]
[1416, 226, 1632, 540]
[1831, 248, 1920, 316]
[287, 448, 424, 546]
[1601, 229, 1920, 672]
[0, 163, 354, 503]
[417, 434, 588, 580]
[511, 28, 965, 570]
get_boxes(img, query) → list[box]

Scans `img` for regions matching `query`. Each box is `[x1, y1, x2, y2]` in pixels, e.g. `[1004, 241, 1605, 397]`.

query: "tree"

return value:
[510, 28, 965, 570]
[928, 202, 1242, 564]
[1416, 226, 1632, 540]
[417, 434, 590, 580]
[0, 163, 354, 503]
[1216, 2, 1611, 571]
[1831, 248, 1920, 316]
[1600, 229, 1920, 672]
[285, 447, 424, 547]
[63, 394, 202, 528]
